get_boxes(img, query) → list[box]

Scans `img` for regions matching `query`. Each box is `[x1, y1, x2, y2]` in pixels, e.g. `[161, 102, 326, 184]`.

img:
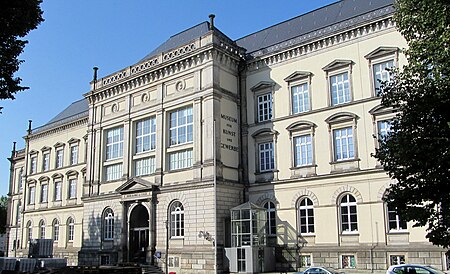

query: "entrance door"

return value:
[129, 204, 150, 263]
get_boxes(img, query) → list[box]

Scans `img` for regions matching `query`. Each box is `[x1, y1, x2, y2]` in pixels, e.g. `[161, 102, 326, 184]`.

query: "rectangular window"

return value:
[136, 117, 156, 153]
[69, 179, 77, 199]
[292, 83, 310, 114]
[17, 168, 23, 191]
[106, 127, 124, 160]
[373, 60, 394, 95]
[41, 184, 48, 203]
[388, 206, 407, 231]
[237, 248, 246, 272]
[257, 93, 272, 122]
[169, 107, 193, 146]
[53, 224, 59, 242]
[390, 255, 405, 265]
[70, 145, 78, 165]
[168, 257, 180, 268]
[330, 72, 350, 106]
[54, 182, 62, 201]
[68, 223, 74, 241]
[300, 255, 312, 267]
[333, 127, 354, 161]
[259, 142, 274, 172]
[29, 186, 35, 205]
[16, 204, 21, 225]
[377, 120, 392, 139]
[294, 134, 312, 166]
[342, 255, 356, 269]
[169, 150, 193, 171]
[30, 156, 37, 174]
[56, 149, 64, 168]
[105, 163, 123, 181]
[135, 157, 156, 176]
[42, 153, 50, 171]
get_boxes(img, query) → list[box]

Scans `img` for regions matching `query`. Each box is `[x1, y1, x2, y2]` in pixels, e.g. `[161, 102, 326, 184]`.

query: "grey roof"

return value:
[231, 202, 265, 211]
[140, 22, 211, 62]
[33, 98, 89, 134]
[236, 0, 394, 55]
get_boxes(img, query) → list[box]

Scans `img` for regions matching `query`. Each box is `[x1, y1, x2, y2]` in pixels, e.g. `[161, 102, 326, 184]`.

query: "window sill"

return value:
[166, 166, 193, 174]
[330, 158, 360, 165]
[166, 143, 193, 153]
[340, 232, 359, 236]
[298, 233, 316, 237]
[255, 170, 278, 175]
[387, 230, 409, 235]
[104, 159, 123, 166]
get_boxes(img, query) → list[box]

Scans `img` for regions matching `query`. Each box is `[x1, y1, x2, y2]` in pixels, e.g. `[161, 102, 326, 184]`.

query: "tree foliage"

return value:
[375, 0, 450, 250]
[0, 0, 44, 112]
[0, 196, 8, 234]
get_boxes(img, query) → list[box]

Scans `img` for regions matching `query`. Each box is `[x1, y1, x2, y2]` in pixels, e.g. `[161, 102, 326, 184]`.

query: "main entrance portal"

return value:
[129, 204, 149, 263]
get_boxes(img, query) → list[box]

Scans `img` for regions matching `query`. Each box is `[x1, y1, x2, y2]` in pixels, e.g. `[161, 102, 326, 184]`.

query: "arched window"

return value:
[387, 205, 407, 231]
[39, 220, 46, 239]
[298, 198, 315, 234]
[67, 217, 74, 242]
[340, 194, 358, 233]
[103, 208, 114, 240]
[27, 221, 33, 241]
[264, 202, 276, 236]
[53, 219, 59, 242]
[169, 201, 184, 238]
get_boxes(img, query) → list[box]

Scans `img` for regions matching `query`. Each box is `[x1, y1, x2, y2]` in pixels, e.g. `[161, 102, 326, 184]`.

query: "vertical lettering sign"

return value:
[220, 114, 239, 153]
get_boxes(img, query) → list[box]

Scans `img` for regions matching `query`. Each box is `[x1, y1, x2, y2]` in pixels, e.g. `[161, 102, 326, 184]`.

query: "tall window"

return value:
[294, 135, 312, 166]
[170, 201, 184, 238]
[29, 186, 35, 205]
[67, 218, 74, 242]
[330, 72, 350, 106]
[135, 157, 156, 176]
[105, 163, 122, 181]
[39, 220, 45, 239]
[387, 206, 407, 231]
[333, 127, 354, 161]
[56, 149, 64, 168]
[340, 194, 358, 233]
[70, 145, 78, 165]
[291, 83, 310, 114]
[136, 117, 156, 153]
[264, 202, 276, 236]
[30, 156, 37, 174]
[377, 120, 392, 139]
[169, 107, 193, 146]
[103, 208, 114, 240]
[54, 181, 62, 201]
[18, 168, 23, 191]
[68, 179, 77, 199]
[53, 219, 59, 242]
[169, 150, 193, 171]
[27, 221, 33, 241]
[259, 142, 274, 172]
[298, 198, 315, 234]
[106, 127, 124, 160]
[40, 184, 48, 203]
[16, 204, 21, 225]
[42, 153, 50, 171]
[373, 60, 394, 95]
[257, 93, 272, 122]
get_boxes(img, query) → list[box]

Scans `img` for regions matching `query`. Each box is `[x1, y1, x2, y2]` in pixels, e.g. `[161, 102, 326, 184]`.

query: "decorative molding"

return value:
[364, 46, 399, 59]
[331, 185, 363, 204]
[322, 59, 354, 71]
[369, 104, 396, 116]
[286, 121, 316, 132]
[284, 71, 312, 82]
[291, 189, 319, 207]
[325, 112, 359, 125]
[251, 128, 279, 138]
[255, 193, 279, 208]
[250, 81, 275, 92]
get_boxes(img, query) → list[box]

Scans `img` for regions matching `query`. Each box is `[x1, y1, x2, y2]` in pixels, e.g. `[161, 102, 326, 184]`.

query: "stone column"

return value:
[122, 119, 131, 179]
[154, 110, 164, 186]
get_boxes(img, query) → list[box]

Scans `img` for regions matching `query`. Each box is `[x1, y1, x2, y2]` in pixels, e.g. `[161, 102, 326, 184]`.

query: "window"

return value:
[169, 150, 193, 171]
[68, 179, 77, 199]
[39, 220, 45, 239]
[136, 117, 156, 153]
[30, 156, 37, 174]
[373, 60, 394, 95]
[168, 256, 180, 268]
[237, 248, 246, 272]
[300, 254, 312, 267]
[105, 163, 122, 181]
[135, 157, 156, 176]
[264, 202, 276, 236]
[43, 153, 50, 171]
[103, 208, 114, 240]
[53, 219, 59, 242]
[17, 168, 23, 191]
[342, 255, 356, 269]
[298, 198, 315, 234]
[170, 201, 184, 238]
[330, 72, 351, 106]
[257, 93, 272, 122]
[169, 107, 193, 146]
[29, 186, 36, 205]
[54, 181, 62, 201]
[340, 194, 358, 233]
[390, 255, 405, 265]
[258, 142, 274, 172]
[16, 204, 21, 225]
[27, 221, 32, 241]
[100, 255, 111, 265]
[70, 145, 78, 165]
[333, 127, 354, 161]
[40, 184, 48, 203]
[106, 127, 124, 160]
[387, 206, 407, 231]
[56, 149, 64, 168]
[294, 135, 312, 166]
[377, 120, 392, 139]
[67, 218, 74, 242]
[291, 83, 310, 114]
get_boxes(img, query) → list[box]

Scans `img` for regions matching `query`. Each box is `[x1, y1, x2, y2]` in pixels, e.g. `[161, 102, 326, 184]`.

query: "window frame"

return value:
[169, 201, 184, 239]
[70, 145, 78, 165]
[53, 219, 59, 242]
[40, 183, 48, 203]
[68, 179, 77, 199]
[168, 149, 193, 171]
[42, 152, 50, 172]
[103, 208, 114, 241]
[341, 254, 356, 269]
[105, 127, 124, 161]
[284, 71, 313, 115]
[28, 186, 36, 205]
[264, 201, 277, 236]
[135, 156, 156, 176]
[326, 112, 359, 166]
[364, 47, 399, 97]
[258, 141, 275, 172]
[339, 194, 358, 234]
[250, 81, 275, 124]
[387, 205, 407, 232]
[54, 181, 62, 201]
[55, 148, 64, 169]
[168, 106, 193, 147]
[30, 155, 38, 175]
[135, 116, 157, 153]
[104, 163, 123, 181]
[297, 197, 315, 235]
[39, 220, 46, 239]
[67, 217, 75, 242]
[323, 60, 354, 107]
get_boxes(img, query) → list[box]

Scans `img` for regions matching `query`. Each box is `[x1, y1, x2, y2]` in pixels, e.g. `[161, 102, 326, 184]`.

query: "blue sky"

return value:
[0, 0, 336, 196]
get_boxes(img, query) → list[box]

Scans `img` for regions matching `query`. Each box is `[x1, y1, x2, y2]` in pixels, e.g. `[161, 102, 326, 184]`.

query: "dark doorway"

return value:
[129, 204, 149, 263]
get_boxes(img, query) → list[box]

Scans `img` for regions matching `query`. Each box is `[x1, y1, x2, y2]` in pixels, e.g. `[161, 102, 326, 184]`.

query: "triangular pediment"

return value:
[322, 59, 353, 71]
[364, 47, 399, 59]
[116, 177, 158, 193]
[284, 71, 312, 82]
[68, 138, 80, 144]
[250, 81, 275, 92]
[41, 146, 51, 152]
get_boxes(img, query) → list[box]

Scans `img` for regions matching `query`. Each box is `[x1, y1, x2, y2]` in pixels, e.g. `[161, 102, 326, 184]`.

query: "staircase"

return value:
[141, 264, 164, 274]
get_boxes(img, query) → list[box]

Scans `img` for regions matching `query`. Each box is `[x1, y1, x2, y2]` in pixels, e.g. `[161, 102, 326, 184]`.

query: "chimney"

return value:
[27, 120, 32, 135]
[93, 67, 99, 91]
[209, 14, 215, 30]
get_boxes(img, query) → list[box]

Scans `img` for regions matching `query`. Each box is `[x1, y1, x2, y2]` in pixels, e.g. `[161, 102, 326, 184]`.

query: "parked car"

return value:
[387, 264, 446, 274]
[296, 266, 345, 274]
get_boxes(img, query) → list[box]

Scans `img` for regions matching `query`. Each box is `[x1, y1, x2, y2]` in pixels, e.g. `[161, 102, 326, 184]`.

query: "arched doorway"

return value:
[129, 204, 149, 263]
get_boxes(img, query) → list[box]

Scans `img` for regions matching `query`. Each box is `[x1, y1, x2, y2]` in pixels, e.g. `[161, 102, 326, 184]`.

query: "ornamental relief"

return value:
[164, 75, 194, 97]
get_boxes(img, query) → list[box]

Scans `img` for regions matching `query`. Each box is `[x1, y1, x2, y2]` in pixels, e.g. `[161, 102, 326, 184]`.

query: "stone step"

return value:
[141, 264, 164, 274]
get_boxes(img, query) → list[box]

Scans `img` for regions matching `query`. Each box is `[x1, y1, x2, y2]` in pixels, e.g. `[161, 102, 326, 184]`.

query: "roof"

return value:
[231, 202, 265, 211]
[33, 98, 89, 134]
[235, 0, 394, 55]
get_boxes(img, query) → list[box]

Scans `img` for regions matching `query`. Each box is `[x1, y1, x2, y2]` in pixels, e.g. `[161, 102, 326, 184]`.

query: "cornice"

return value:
[28, 117, 88, 141]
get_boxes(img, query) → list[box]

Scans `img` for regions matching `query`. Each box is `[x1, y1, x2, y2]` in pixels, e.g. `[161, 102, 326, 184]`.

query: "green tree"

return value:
[0, 0, 44, 112]
[0, 196, 8, 234]
[375, 0, 450, 250]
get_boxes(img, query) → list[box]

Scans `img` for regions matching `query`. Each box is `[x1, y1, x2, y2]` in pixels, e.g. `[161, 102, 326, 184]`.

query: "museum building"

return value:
[6, 0, 449, 273]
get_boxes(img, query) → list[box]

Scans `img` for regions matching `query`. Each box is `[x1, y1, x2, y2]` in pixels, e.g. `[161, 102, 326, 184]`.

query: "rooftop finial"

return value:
[11, 141, 16, 157]
[209, 14, 215, 30]
[93, 67, 99, 82]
